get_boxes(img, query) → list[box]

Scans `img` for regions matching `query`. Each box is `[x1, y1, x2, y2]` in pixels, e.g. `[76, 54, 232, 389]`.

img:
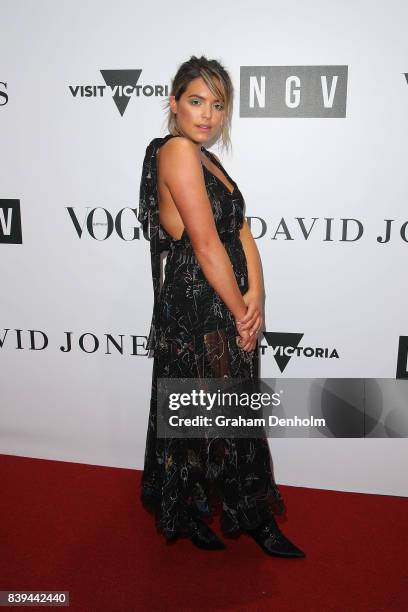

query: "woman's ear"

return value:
[169, 95, 177, 114]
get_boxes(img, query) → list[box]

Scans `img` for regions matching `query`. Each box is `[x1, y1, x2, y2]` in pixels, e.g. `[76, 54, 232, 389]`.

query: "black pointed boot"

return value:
[245, 516, 306, 558]
[188, 518, 226, 550]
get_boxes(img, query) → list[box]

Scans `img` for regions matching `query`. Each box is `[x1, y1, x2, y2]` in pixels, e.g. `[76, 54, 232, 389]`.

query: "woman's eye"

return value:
[190, 100, 224, 110]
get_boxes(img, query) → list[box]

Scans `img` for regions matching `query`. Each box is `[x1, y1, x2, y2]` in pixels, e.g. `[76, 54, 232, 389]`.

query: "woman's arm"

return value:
[210, 151, 264, 298]
[235, 219, 264, 350]
[208, 152, 263, 350]
[159, 136, 248, 327]
[206, 152, 263, 349]
[239, 219, 264, 296]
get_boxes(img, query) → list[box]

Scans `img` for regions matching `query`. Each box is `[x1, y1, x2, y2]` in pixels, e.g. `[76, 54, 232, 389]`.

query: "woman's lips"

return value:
[197, 125, 211, 131]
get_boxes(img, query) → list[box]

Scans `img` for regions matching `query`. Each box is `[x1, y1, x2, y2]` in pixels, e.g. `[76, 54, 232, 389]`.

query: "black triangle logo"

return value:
[100, 69, 142, 116]
[263, 332, 304, 373]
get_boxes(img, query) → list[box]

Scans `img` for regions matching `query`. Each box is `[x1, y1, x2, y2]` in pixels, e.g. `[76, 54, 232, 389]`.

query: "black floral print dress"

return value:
[137, 133, 285, 540]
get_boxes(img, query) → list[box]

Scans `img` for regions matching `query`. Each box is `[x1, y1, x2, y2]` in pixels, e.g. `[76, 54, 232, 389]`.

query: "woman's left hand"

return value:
[236, 288, 264, 350]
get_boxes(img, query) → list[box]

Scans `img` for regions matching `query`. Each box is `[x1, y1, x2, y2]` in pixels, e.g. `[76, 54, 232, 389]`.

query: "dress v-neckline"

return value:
[200, 147, 236, 196]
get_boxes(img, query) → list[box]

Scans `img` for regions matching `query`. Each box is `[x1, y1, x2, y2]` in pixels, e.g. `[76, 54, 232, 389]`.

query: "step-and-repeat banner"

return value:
[1, 0, 407, 497]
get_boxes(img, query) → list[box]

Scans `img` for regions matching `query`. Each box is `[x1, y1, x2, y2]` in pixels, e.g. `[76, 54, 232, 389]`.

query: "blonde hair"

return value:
[162, 55, 234, 155]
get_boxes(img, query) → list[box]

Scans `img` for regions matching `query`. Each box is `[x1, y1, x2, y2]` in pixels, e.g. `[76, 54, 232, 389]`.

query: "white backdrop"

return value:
[1, 0, 407, 497]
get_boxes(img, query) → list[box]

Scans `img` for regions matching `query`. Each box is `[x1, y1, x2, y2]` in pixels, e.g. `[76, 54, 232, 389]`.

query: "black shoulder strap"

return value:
[137, 135, 174, 350]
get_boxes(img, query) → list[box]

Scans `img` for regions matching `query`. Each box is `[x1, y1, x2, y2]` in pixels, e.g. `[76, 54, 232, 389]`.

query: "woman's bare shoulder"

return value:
[158, 135, 199, 161]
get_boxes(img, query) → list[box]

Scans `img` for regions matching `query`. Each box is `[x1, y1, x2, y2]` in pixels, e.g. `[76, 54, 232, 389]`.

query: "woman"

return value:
[137, 55, 305, 558]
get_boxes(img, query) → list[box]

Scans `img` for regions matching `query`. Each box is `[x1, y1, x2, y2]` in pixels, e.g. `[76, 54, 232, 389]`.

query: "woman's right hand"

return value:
[235, 313, 258, 352]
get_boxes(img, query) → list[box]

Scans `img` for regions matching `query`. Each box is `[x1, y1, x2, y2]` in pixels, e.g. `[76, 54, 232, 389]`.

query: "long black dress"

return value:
[137, 133, 285, 540]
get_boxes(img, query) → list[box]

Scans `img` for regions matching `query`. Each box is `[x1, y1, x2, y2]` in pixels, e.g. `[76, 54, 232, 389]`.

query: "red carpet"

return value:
[1, 453, 407, 611]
